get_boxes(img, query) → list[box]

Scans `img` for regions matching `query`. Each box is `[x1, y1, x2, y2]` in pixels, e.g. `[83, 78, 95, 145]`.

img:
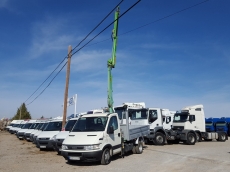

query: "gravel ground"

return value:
[1, 131, 230, 172]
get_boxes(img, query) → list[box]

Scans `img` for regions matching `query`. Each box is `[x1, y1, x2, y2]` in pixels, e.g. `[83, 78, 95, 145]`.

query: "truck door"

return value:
[106, 115, 121, 155]
[148, 109, 162, 129]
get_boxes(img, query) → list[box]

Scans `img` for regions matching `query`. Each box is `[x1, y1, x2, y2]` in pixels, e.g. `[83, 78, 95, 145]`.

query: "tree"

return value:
[12, 103, 32, 120]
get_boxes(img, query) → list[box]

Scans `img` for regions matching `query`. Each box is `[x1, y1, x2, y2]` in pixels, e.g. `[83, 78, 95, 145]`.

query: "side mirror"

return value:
[108, 126, 114, 134]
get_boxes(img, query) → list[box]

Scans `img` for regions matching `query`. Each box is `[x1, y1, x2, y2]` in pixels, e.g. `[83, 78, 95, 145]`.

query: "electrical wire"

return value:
[26, 62, 68, 105]
[24, 0, 124, 104]
[26, 0, 209, 105]
[71, 0, 141, 57]
[82, 0, 210, 48]
[24, 57, 67, 103]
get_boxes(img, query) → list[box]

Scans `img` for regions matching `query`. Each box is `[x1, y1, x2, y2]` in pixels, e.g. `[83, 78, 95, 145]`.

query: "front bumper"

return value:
[61, 150, 103, 162]
[17, 132, 25, 139]
[37, 139, 55, 149]
[25, 133, 32, 141]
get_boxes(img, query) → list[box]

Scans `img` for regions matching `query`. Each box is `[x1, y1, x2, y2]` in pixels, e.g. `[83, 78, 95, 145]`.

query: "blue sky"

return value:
[0, 0, 229, 119]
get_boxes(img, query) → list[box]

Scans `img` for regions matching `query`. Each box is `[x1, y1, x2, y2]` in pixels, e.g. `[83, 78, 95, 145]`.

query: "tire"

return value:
[135, 141, 143, 154]
[153, 132, 165, 146]
[101, 148, 111, 165]
[196, 132, 201, 142]
[217, 133, 227, 142]
[186, 132, 196, 145]
[132, 145, 136, 154]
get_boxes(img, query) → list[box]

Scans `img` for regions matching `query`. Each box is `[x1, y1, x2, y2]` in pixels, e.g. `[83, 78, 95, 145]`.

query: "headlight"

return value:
[50, 135, 56, 141]
[62, 145, 68, 150]
[84, 144, 100, 150]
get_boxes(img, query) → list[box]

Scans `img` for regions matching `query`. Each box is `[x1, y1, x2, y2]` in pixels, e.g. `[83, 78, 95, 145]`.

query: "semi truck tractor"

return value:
[164, 104, 227, 145]
[61, 112, 149, 165]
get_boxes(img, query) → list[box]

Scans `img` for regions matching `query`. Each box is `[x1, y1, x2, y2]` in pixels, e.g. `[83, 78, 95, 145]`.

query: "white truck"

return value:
[36, 118, 63, 150]
[114, 102, 146, 124]
[165, 104, 228, 145]
[61, 112, 149, 165]
[6, 120, 18, 131]
[32, 121, 49, 144]
[115, 106, 175, 145]
[9, 120, 24, 134]
[17, 120, 37, 139]
[24, 120, 42, 141]
[53, 117, 79, 154]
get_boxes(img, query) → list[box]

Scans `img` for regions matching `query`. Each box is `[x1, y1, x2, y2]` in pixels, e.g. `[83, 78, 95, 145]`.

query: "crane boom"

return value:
[107, 7, 119, 113]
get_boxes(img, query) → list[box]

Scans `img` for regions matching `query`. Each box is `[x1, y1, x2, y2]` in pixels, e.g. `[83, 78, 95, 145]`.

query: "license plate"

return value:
[40, 146, 46, 148]
[59, 148, 62, 151]
[69, 156, 80, 160]
[19, 137, 23, 139]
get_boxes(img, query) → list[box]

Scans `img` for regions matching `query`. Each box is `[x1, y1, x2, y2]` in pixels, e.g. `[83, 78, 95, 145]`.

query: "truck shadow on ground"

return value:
[66, 151, 136, 166]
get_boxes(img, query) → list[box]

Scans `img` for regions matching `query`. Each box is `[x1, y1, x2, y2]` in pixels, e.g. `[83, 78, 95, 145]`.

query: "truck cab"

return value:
[114, 102, 145, 124]
[61, 112, 149, 165]
[123, 107, 175, 145]
[166, 104, 227, 145]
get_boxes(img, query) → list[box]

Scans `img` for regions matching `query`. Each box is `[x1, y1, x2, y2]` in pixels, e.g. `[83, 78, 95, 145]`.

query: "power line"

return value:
[83, 0, 210, 48]
[26, 0, 208, 105]
[71, 0, 141, 57]
[27, 61, 68, 105]
[24, 57, 67, 103]
[24, 0, 124, 104]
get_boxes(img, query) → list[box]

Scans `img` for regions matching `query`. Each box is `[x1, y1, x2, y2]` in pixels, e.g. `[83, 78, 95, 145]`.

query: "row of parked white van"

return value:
[6, 109, 104, 155]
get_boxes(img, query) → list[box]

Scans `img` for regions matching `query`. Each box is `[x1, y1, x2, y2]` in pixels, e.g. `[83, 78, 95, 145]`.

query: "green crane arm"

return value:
[107, 7, 119, 113]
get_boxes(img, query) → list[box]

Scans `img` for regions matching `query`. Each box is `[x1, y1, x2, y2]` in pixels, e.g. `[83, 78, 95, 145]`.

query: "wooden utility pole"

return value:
[62, 45, 72, 129]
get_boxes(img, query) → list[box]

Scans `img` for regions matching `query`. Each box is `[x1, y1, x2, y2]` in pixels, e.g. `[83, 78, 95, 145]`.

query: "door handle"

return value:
[118, 133, 120, 137]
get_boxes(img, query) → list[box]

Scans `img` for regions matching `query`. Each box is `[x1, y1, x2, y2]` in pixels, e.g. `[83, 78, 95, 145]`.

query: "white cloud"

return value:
[0, 0, 8, 8]
[28, 17, 80, 59]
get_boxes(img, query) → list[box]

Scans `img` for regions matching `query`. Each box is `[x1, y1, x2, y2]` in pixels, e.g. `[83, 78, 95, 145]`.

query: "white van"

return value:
[53, 118, 78, 154]
[36, 118, 63, 150]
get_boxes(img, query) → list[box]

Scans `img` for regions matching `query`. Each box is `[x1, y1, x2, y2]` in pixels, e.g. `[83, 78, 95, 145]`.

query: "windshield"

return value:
[72, 117, 108, 132]
[29, 123, 39, 129]
[114, 107, 126, 120]
[216, 122, 226, 126]
[35, 123, 42, 130]
[13, 124, 19, 127]
[205, 122, 213, 126]
[40, 123, 48, 130]
[128, 109, 148, 120]
[43, 121, 62, 131]
[173, 114, 188, 122]
[22, 123, 32, 129]
[65, 119, 78, 131]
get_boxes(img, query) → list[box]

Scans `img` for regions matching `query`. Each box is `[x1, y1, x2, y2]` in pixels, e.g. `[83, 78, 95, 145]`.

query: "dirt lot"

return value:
[1, 131, 230, 172]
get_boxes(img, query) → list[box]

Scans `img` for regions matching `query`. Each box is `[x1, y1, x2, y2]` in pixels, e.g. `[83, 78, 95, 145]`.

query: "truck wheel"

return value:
[132, 145, 137, 154]
[101, 148, 111, 165]
[186, 132, 196, 145]
[196, 132, 201, 142]
[217, 133, 227, 142]
[135, 141, 143, 154]
[153, 132, 165, 146]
